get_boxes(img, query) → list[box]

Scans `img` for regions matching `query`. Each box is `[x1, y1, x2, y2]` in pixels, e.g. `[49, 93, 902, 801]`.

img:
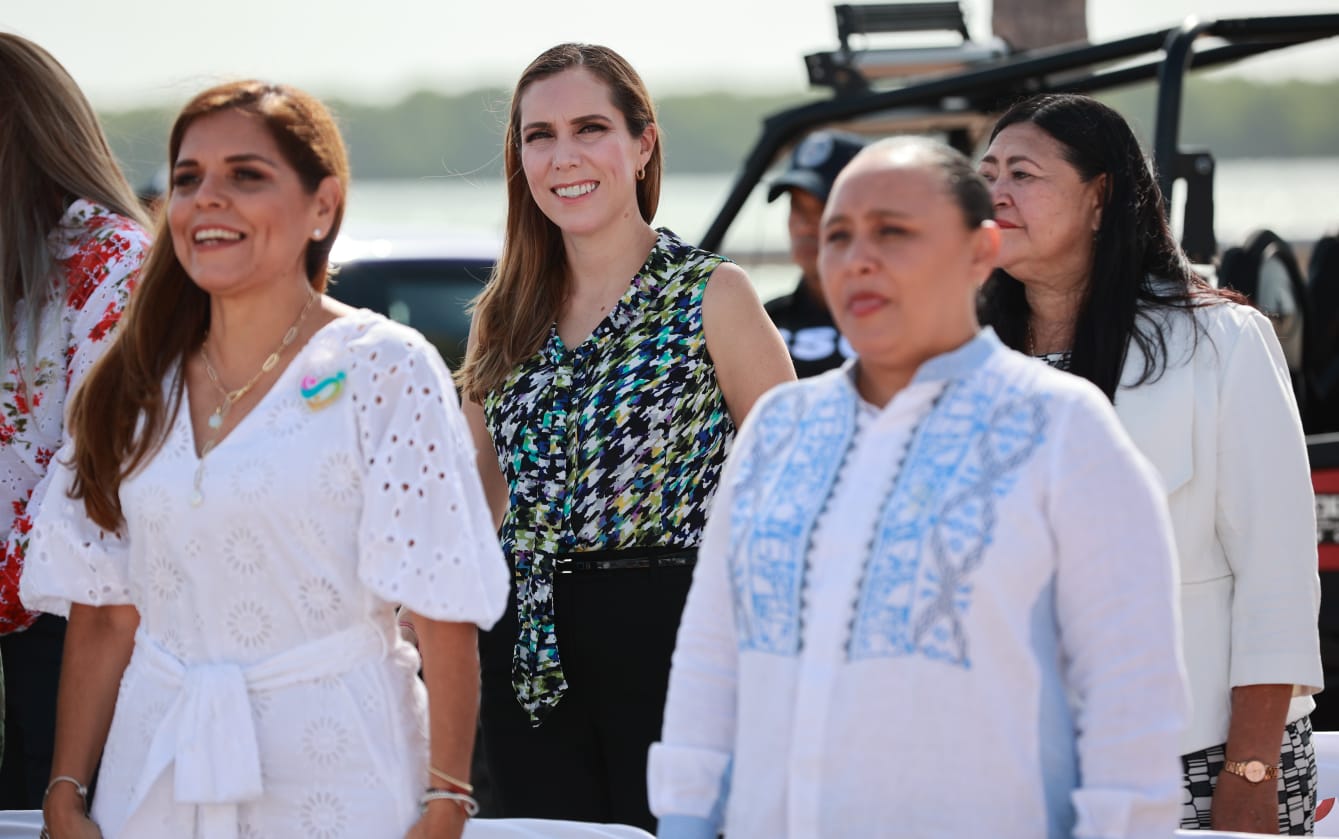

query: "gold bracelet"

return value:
[428, 766, 473, 793]
[421, 788, 479, 817]
[43, 775, 88, 807]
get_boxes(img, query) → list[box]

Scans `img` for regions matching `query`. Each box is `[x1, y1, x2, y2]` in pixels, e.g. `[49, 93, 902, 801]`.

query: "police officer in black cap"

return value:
[764, 130, 866, 377]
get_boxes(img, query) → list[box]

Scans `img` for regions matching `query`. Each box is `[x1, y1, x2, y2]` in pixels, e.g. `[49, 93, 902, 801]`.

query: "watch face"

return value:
[1244, 761, 1267, 783]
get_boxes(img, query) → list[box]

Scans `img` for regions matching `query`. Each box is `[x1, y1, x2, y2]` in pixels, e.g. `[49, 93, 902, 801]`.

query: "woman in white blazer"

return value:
[979, 92, 1323, 835]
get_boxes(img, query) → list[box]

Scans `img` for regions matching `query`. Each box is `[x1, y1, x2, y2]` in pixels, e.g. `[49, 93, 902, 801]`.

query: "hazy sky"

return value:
[5, 0, 1338, 110]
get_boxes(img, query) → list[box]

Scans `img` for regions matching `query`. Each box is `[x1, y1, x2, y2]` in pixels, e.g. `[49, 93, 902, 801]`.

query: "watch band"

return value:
[1222, 758, 1279, 783]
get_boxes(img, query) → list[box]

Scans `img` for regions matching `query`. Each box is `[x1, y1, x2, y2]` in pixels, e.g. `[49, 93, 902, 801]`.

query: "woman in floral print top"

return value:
[1, 201, 147, 632]
[455, 45, 794, 830]
[0, 33, 150, 807]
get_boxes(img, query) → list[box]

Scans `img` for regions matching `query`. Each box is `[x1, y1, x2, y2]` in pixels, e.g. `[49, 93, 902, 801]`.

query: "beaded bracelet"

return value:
[420, 787, 480, 817]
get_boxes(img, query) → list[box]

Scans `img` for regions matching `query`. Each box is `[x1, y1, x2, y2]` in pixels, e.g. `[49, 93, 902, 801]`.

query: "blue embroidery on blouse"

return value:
[726, 335, 1048, 665]
[849, 374, 1049, 666]
[729, 383, 854, 654]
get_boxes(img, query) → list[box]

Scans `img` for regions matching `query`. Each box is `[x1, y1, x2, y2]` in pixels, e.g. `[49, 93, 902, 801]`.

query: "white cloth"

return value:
[650, 331, 1189, 839]
[1113, 301, 1322, 754]
[0, 813, 655, 839]
[20, 311, 509, 839]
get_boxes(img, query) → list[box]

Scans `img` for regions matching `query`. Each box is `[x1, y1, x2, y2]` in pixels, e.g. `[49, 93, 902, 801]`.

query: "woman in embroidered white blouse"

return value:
[650, 137, 1189, 838]
[22, 82, 509, 839]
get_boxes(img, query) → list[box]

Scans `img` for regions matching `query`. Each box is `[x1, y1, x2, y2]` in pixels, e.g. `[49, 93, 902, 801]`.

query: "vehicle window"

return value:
[329, 259, 491, 368]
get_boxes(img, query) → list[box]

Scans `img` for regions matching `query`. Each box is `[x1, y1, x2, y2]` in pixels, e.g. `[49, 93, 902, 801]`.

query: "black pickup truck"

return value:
[696, 5, 1339, 724]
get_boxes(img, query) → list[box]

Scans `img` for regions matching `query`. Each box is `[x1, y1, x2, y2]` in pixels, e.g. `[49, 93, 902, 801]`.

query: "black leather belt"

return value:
[553, 546, 697, 576]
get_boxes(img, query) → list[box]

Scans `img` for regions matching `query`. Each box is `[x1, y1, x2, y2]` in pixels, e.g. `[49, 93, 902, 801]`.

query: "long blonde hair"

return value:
[456, 44, 663, 403]
[0, 33, 148, 371]
[68, 81, 350, 531]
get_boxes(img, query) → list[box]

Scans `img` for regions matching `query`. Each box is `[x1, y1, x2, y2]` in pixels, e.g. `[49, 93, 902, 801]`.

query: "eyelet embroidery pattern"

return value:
[298, 789, 348, 839]
[231, 459, 276, 505]
[146, 552, 184, 602]
[265, 398, 308, 439]
[137, 484, 174, 537]
[317, 451, 361, 505]
[221, 526, 265, 577]
[301, 716, 352, 768]
[18, 312, 508, 836]
[297, 575, 342, 626]
[225, 598, 275, 652]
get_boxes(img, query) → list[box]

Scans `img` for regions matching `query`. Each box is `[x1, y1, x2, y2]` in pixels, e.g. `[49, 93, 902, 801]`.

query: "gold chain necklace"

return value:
[191, 288, 318, 507]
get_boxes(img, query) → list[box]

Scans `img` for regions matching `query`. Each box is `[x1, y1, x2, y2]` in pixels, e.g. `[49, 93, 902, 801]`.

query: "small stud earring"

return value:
[313, 228, 323, 240]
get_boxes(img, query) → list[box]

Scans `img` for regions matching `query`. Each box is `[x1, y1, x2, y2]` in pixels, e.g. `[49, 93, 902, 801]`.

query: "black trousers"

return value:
[478, 563, 693, 832]
[0, 613, 66, 809]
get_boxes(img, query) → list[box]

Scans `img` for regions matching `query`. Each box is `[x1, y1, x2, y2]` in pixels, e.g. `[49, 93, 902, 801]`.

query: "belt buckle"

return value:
[554, 548, 696, 576]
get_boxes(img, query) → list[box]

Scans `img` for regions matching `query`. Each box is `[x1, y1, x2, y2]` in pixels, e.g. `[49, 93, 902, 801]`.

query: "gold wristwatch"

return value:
[1222, 758, 1279, 784]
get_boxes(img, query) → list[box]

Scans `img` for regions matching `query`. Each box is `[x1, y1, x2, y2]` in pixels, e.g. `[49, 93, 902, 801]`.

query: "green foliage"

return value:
[1097, 77, 1339, 159]
[655, 91, 813, 173]
[99, 106, 175, 190]
[331, 88, 511, 180]
[99, 79, 1338, 190]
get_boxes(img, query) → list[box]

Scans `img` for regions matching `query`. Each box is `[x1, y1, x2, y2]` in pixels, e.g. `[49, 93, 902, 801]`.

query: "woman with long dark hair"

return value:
[455, 43, 794, 830]
[23, 81, 507, 839]
[0, 33, 150, 809]
[979, 92, 1322, 834]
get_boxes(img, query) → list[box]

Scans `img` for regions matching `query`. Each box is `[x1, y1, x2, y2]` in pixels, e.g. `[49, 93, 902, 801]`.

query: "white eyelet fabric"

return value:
[20, 309, 508, 838]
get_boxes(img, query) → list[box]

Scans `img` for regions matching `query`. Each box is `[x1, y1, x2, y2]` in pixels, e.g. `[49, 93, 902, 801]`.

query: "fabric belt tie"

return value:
[511, 545, 696, 726]
[123, 623, 386, 839]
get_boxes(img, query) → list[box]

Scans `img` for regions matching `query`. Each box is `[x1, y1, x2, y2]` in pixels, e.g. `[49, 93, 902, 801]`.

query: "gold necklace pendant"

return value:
[193, 288, 318, 506]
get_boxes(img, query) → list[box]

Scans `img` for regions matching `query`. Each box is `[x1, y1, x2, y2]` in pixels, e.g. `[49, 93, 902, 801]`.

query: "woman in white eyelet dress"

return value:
[20, 81, 508, 839]
[27, 312, 505, 838]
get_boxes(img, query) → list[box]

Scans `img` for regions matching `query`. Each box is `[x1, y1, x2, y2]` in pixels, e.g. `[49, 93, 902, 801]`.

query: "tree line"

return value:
[99, 78, 1339, 190]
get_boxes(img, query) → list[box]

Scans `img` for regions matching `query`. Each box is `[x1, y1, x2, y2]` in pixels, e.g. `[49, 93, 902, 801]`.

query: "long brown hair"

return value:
[456, 44, 663, 403]
[0, 33, 148, 372]
[68, 81, 350, 531]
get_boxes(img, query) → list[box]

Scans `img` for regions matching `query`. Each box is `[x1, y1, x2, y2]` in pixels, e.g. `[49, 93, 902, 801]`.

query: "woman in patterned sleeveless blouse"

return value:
[455, 44, 794, 830]
[0, 34, 150, 809]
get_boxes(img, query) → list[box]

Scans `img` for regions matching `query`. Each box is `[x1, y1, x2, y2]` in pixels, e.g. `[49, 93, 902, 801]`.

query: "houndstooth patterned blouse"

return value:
[484, 228, 736, 723]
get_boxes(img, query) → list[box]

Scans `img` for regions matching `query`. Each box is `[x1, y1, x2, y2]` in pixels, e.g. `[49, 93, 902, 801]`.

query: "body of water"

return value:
[344, 159, 1339, 297]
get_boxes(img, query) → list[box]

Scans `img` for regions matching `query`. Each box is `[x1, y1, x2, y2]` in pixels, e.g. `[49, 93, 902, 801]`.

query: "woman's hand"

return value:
[1210, 770, 1280, 834]
[1210, 683, 1292, 833]
[42, 816, 103, 839]
[42, 786, 102, 839]
[403, 800, 467, 839]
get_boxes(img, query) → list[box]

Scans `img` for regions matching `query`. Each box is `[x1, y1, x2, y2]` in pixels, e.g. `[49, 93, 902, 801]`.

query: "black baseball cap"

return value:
[766, 130, 868, 204]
